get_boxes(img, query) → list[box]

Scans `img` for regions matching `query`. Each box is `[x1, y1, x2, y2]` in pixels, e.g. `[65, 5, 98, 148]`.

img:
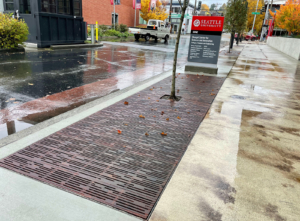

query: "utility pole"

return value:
[169, 0, 172, 23]
[251, 0, 260, 33]
[134, 0, 136, 27]
[113, 0, 116, 30]
[260, 0, 270, 41]
[194, 0, 196, 14]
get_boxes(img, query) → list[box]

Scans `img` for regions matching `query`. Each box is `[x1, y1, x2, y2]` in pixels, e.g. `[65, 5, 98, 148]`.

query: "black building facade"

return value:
[3, 0, 87, 47]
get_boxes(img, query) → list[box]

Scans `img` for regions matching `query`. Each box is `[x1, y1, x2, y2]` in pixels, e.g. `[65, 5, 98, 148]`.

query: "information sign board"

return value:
[188, 16, 224, 64]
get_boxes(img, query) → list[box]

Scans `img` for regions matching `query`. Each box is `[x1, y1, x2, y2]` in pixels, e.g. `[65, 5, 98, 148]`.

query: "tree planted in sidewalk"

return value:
[224, 0, 248, 52]
[140, 0, 168, 23]
[269, 0, 300, 36]
[169, 0, 189, 100]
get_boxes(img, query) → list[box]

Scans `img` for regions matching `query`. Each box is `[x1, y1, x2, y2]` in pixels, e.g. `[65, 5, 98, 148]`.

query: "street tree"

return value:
[269, 0, 300, 35]
[246, 0, 265, 34]
[201, 4, 210, 12]
[224, 0, 248, 51]
[140, 0, 168, 23]
[169, 0, 189, 100]
[210, 3, 217, 11]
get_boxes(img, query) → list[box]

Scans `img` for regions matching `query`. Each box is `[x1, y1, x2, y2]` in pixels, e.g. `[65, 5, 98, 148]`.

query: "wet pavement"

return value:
[0, 38, 191, 139]
[150, 42, 300, 221]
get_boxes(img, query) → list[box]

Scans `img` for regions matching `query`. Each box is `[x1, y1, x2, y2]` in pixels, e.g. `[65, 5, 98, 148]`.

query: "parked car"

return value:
[129, 19, 171, 42]
[245, 33, 257, 41]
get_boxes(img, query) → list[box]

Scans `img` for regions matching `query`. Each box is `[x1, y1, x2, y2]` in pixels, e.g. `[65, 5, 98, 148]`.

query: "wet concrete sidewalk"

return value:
[150, 42, 300, 221]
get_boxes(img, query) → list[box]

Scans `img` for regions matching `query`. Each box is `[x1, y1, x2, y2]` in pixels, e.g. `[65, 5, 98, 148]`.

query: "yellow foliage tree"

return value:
[201, 4, 209, 11]
[270, 0, 300, 35]
[140, 0, 168, 23]
[246, 0, 265, 34]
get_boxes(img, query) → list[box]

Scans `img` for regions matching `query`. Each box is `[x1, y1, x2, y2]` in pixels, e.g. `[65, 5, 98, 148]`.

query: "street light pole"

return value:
[251, 0, 259, 33]
[194, 0, 196, 14]
[113, 0, 116, 30]
[260, 0, 270, 41]
[134, 0, 136, 27]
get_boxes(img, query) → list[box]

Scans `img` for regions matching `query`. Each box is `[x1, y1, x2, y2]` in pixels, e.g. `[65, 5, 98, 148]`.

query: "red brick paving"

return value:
[0, 74, 225, 219]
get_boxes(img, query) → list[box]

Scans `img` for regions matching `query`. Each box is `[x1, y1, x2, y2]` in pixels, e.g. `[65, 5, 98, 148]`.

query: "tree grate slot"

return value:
[0, 74, 225, 220]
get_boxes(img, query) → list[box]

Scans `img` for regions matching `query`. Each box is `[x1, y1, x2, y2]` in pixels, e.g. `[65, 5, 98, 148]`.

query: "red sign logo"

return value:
[191, 16, 224, 32]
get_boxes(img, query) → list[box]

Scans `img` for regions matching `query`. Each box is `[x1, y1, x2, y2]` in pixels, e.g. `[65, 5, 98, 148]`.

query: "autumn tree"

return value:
[219, 3, 226, 11]
[140, 0, 168, 23]
[246, 0, 265, 34]
[201, 4, 209, 11]
[170, 0, 189, 100]
[270, 0, 300, 35]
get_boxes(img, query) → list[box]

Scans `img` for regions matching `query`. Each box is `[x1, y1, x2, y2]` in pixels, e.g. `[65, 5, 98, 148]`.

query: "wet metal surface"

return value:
[0, 74, 225, 219]
[149, 42, 300, 221]
[0, 38, 190, 139]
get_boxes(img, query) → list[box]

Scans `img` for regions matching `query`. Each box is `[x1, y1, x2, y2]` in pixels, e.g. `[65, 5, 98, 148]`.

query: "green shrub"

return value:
[119, 24, 128, 33]
[103, 29, 130, 38]
[0, 13, 29, 49]
[99, 25, 108, 32]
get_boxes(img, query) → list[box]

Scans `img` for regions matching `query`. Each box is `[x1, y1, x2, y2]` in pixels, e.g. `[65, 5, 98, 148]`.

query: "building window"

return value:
[19, 0, 31, 14]
[112, 13, 118, 24]
[5, 0, 14, 11]
[58, 0, 71, 15]
[41, 0, 56, 13]
[73, 0, 81, 16]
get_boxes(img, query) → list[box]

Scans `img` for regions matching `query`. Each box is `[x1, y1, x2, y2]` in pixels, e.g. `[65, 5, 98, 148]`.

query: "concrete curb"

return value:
[50, 43, 104, 49]
[0, 46, 25, 53]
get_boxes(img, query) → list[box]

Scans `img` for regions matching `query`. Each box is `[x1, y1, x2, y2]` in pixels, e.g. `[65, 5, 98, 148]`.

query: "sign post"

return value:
[185, 16, 224, 74]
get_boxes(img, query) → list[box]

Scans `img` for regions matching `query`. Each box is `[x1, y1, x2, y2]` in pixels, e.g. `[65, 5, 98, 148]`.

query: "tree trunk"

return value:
[170, 5, 187, 100]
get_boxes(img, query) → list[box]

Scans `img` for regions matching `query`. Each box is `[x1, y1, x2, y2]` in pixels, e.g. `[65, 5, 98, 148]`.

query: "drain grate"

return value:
[0, 75, 225, 219]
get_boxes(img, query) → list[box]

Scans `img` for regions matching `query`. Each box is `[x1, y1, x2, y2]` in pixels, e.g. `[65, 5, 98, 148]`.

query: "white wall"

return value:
[267, 37, 300, 60]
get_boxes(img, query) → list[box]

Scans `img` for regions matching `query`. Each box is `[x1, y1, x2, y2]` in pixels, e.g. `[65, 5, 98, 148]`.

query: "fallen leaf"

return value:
[124, 101, 129, 105]
[210, 93, 216, 96]
[188, 112, 190, 114]
[123, 123, 128, 126]
[150, 89, 153, 91]
[178, 73, 180, 75]
[148, 97, 150, 99]
[161, 111, 164, 115]
[177, 116, 181, 119]
[145, 132, 149, 136]
[161, 132, 167, 136]
[177, 89, 180, 93]
[9, 98, 15, 101]
[156, 100, 159, 102]
[117, 130, 122, 134]
[175, 109, 177, 111]
[139, 115, 145, 118]
[123, 145, 126, 147]
[212, 89, 214, 91]
[166, 118, 169, 121]
[28, 83, 34, 86]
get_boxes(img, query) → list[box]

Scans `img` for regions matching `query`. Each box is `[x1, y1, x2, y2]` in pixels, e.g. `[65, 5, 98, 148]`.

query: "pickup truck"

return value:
[129, 19, 171, 42]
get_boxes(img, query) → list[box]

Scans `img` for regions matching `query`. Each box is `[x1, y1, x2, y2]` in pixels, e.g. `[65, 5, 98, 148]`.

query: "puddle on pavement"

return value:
[0, 120, 34, 139]
[0, 39, 191, 140]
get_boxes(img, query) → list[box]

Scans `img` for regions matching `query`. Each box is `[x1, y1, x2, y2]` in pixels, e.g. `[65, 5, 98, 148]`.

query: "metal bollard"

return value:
[91, 25, 95, 44]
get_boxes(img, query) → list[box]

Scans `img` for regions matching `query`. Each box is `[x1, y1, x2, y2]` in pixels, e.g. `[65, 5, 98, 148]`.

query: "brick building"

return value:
[82, 0, 139, 27]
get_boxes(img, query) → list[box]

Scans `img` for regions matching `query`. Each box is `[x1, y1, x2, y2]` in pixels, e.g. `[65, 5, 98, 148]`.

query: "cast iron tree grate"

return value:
[0, 74, 225, 220]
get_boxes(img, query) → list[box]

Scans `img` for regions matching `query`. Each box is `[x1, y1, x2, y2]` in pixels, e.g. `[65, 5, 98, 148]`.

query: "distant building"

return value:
[2, 0, 87, 48]
[0, 0, 4, 13]
[82, 0, 139, 27]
